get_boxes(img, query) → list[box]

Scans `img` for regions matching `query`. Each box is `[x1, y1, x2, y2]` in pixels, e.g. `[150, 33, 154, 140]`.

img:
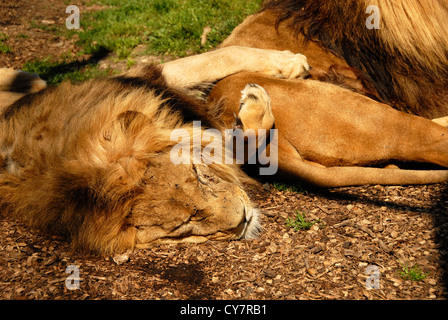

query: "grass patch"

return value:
[273, 182, 308, 194]
[399, 263, 428, 282]
[286, 211, 320, 231]
[0, 43, 11, 54]
[21, 0, 262, 84]
[0, 33, 11, 53]
[0, 33, 9, 42]
[23, 59, 110, 85]
[30, 20, 59, 32]
[71, 0, 263, 59]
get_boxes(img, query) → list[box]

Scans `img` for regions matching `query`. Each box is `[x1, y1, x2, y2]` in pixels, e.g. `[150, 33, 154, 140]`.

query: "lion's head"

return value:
[131, 157, 260, 247]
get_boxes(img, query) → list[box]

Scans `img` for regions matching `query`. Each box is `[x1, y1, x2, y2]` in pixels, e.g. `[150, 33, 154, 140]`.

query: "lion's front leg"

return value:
[161, 46, 310, 88]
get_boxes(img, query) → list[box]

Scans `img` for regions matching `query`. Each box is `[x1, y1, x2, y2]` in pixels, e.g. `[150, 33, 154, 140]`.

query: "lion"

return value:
[221, 0, 448, 119]
[0, 47, 310, 257]
[206, 0, 448, 187]
[3, 2, 448, 257]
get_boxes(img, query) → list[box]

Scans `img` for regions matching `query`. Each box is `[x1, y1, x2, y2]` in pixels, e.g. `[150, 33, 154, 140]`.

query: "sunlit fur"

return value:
[263, 0, 448, 118]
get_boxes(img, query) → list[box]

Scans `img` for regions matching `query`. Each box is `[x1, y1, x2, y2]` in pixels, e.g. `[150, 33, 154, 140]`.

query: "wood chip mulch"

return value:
[1, 182, 447, 300]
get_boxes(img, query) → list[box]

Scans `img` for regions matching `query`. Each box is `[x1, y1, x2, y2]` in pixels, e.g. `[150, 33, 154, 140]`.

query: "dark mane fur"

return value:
[112, 65, 219, 129]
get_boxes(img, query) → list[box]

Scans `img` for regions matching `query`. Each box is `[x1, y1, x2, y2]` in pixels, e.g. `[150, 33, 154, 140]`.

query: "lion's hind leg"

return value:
[277, 146, 448, 188]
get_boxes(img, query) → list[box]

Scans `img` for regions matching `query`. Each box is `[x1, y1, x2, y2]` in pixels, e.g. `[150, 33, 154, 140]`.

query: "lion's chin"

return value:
[135, 208, 261, 248]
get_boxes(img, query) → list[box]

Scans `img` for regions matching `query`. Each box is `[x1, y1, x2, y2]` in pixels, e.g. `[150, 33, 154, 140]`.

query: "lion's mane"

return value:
[263, 0, 448, 118]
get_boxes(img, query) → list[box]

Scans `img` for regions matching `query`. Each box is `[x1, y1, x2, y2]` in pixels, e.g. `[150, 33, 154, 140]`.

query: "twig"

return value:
[334, 220, 394, 254]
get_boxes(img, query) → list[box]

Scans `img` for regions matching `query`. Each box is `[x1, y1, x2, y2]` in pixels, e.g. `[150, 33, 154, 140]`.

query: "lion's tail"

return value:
[0, 68, 47, 110]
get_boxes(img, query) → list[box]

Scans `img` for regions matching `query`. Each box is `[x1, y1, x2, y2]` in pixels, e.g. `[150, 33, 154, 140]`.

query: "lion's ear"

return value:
[116, 111, 151, 137]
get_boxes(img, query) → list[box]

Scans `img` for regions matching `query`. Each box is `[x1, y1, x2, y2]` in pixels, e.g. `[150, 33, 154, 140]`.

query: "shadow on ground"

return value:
[24, 46, 111, 85]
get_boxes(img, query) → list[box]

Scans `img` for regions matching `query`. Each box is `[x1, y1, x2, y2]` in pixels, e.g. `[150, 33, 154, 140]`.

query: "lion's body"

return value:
[211, 1, 448, 186]
[224, 0, 448, 118]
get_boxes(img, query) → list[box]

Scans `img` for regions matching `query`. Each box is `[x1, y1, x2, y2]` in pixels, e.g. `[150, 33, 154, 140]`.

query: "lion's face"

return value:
[129, 155, 260, 247]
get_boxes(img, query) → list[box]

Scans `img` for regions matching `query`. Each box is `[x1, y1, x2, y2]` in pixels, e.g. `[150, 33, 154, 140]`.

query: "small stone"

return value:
[359, 262, 368, 268]
[112, 251, 132, 265]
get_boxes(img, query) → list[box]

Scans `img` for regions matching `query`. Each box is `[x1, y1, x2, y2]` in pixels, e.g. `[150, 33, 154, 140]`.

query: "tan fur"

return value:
[234, 1, 448, 118]
[210, 73, 448, 187]
[210, 10, 448, 187]
[0, 47, 310, 255]
[0, 69, 47, 110]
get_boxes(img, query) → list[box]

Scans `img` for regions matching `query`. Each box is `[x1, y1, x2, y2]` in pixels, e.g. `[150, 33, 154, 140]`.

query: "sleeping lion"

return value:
[1, 45, 448, 258]
[0, 47, 309, 257]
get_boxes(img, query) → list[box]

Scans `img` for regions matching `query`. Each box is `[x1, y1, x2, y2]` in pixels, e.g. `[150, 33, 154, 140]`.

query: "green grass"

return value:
[23, 59, 111, 85]
[285, 211, 320, 231]
[22, 0, 262, 84]
[399, 264, 428, 282]
[71, 0, 263, 59]
[30, 19, 59, 32]
[0, 32, 11, 53]
[273, 182, 308, 194]
[0, 43, 11, 54]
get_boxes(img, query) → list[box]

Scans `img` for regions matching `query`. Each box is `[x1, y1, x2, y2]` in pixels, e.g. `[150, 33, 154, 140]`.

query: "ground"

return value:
[1, 0, 448, 301]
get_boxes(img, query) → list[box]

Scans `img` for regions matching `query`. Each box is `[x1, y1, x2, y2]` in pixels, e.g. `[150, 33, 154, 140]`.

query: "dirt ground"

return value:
[1, 0, 448, 301]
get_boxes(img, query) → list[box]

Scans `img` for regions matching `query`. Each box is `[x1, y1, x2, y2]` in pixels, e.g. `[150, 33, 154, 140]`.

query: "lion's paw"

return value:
[264, 51, 310, 79]
[432, 116, 448, 128]
[236, 83, 274, 132]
